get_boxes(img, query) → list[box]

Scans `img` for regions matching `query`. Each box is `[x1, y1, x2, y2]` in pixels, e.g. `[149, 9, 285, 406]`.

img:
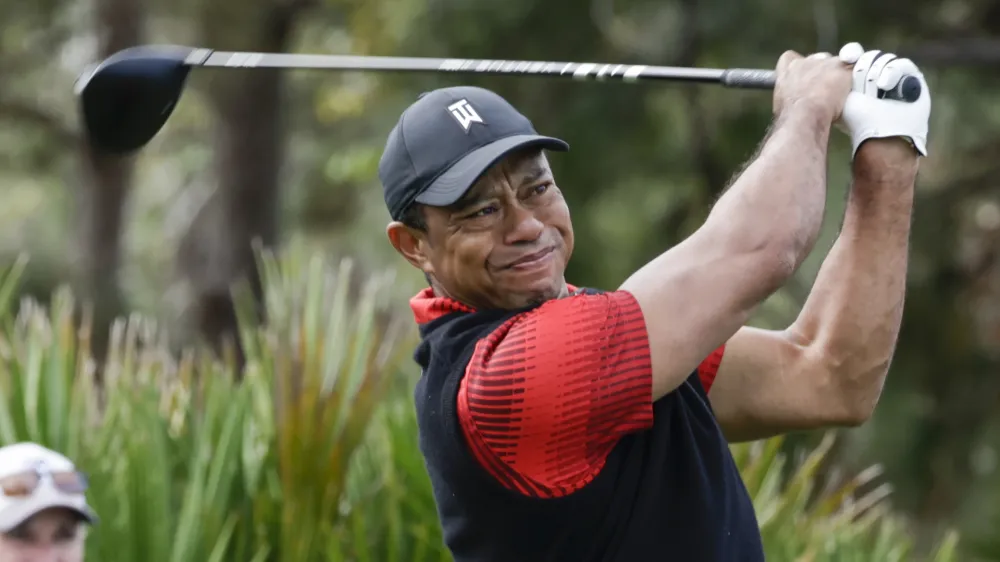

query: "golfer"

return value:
[379, 42, 930, 562]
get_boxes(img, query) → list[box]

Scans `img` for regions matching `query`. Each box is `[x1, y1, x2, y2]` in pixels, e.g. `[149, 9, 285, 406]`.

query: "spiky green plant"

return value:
[0, 248, 419, 561]
[732, 434, 960, 562]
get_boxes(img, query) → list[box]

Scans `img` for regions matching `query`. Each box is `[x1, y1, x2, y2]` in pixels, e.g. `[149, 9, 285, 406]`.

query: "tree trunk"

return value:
[74, 0, 144, 361]
[175, 1, 309, 359]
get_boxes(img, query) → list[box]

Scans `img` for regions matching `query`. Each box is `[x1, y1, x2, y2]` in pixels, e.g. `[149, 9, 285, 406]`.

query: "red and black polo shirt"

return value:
[410, 285, 764, 562]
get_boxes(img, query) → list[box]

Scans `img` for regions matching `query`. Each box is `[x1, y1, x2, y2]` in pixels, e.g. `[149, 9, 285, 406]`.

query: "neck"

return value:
[429, 279, 572, 311]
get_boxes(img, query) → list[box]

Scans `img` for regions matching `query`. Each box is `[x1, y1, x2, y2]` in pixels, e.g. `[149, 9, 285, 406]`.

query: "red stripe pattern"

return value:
[456, 291, 654, 498]
[697, 345, 726, 394]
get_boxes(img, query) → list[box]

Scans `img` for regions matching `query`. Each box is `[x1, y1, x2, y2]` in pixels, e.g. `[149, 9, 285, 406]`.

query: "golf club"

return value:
[74, 44, 924, 154]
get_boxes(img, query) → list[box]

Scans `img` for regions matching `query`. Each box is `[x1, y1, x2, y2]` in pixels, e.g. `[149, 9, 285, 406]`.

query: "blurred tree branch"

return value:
[589, 0, 681, 60]
[925, 167, 1000, 206]
[901, 37, 1000, 65]
[0, 99, 76, 147]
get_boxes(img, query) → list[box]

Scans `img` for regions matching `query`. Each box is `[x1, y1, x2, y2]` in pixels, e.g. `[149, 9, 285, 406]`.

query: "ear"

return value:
[387, 221, 434, 275]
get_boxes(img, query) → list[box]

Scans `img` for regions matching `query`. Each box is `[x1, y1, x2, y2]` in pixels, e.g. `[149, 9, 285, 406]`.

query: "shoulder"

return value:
[409, 285, 649, 371]
[503, 288, 647, 338]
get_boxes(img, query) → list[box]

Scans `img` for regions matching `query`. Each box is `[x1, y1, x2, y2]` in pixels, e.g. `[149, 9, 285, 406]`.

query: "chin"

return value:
[506, 278, 565, 308]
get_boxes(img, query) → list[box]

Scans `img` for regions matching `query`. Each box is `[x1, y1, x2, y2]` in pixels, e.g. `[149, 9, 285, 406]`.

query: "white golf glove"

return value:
[837, 42, 931, 157]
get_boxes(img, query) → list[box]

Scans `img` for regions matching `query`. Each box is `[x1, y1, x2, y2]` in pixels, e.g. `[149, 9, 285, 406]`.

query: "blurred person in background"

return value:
[0, 443, 96, 562]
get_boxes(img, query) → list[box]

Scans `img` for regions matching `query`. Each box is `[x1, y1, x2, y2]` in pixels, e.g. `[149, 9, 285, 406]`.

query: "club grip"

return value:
[720, 69, 776, 89]
[722, 68, 922, 103]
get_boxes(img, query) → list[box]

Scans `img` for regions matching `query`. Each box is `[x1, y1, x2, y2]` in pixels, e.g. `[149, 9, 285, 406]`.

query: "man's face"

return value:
[390, 148, 574, 310]
[0, 508, 85, 562]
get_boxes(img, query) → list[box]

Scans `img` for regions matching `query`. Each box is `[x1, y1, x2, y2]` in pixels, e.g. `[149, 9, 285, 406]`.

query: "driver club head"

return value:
[75, 45, 196, 154]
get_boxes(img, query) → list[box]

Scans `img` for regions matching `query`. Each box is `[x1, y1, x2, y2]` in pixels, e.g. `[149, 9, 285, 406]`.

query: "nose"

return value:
[502, 202, 544, 245]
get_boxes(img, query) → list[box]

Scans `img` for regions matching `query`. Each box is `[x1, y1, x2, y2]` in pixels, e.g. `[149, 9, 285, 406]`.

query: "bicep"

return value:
[457, 292, 654, 498]
[708, 326, 838, 442]
[619, 223, 794, 402]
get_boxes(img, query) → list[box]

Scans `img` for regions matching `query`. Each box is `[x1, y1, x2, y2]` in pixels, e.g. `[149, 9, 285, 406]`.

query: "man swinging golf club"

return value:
[380, 41, 930, 561]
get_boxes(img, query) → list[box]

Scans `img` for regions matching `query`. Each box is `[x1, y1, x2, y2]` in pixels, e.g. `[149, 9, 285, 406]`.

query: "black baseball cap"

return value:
[379, 86, 569, 221]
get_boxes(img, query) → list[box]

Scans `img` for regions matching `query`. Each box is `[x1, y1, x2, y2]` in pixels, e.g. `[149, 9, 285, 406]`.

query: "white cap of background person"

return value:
[0, 443, 97, 532]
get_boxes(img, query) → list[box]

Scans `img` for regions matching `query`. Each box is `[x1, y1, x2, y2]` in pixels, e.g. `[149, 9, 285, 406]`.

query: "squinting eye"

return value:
[533, 183, 551, 195]
[470, 205, 497, 218]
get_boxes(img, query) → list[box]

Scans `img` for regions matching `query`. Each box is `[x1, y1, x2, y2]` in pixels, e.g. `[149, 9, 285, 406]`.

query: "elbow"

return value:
[797, 341, 888, 427]
[828, 363, 890, 427]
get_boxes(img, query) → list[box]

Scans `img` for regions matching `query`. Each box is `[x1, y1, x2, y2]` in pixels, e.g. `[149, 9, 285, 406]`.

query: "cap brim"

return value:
[0, 490, 97, 533]
[414, 134, 569, 207]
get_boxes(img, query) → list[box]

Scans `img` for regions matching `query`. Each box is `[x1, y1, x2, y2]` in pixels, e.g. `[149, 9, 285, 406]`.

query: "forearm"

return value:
[617, 106, 835, 397]
[706, 105, 832, 277]
[788, 139, 917, 420]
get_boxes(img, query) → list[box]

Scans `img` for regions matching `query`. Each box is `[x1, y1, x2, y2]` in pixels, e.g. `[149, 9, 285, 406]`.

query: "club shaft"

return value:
[184, 49, 777, 89]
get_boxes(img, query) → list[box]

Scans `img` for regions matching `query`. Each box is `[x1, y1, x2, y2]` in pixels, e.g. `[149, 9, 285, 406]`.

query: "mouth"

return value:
[505, 247, 556, 270]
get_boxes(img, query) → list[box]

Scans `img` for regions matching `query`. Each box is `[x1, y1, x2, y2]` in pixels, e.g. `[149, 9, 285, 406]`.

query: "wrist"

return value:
[777, 100, 833, 137]
[853, 138, 920, 184]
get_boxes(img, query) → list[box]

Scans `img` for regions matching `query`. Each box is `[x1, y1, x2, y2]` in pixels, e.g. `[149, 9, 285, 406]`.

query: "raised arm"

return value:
[707, 139, 918, 441]
[702, 50, 931, 442]
[618, 51, 852, 400]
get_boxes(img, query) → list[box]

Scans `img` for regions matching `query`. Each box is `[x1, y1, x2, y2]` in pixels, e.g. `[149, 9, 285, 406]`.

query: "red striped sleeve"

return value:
[697, 345, 726, 394]
[456, 290, 653, 499]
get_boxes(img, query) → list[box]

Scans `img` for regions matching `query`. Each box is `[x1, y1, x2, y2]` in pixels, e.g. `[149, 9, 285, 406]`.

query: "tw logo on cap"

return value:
[447, 99, 485, 132]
